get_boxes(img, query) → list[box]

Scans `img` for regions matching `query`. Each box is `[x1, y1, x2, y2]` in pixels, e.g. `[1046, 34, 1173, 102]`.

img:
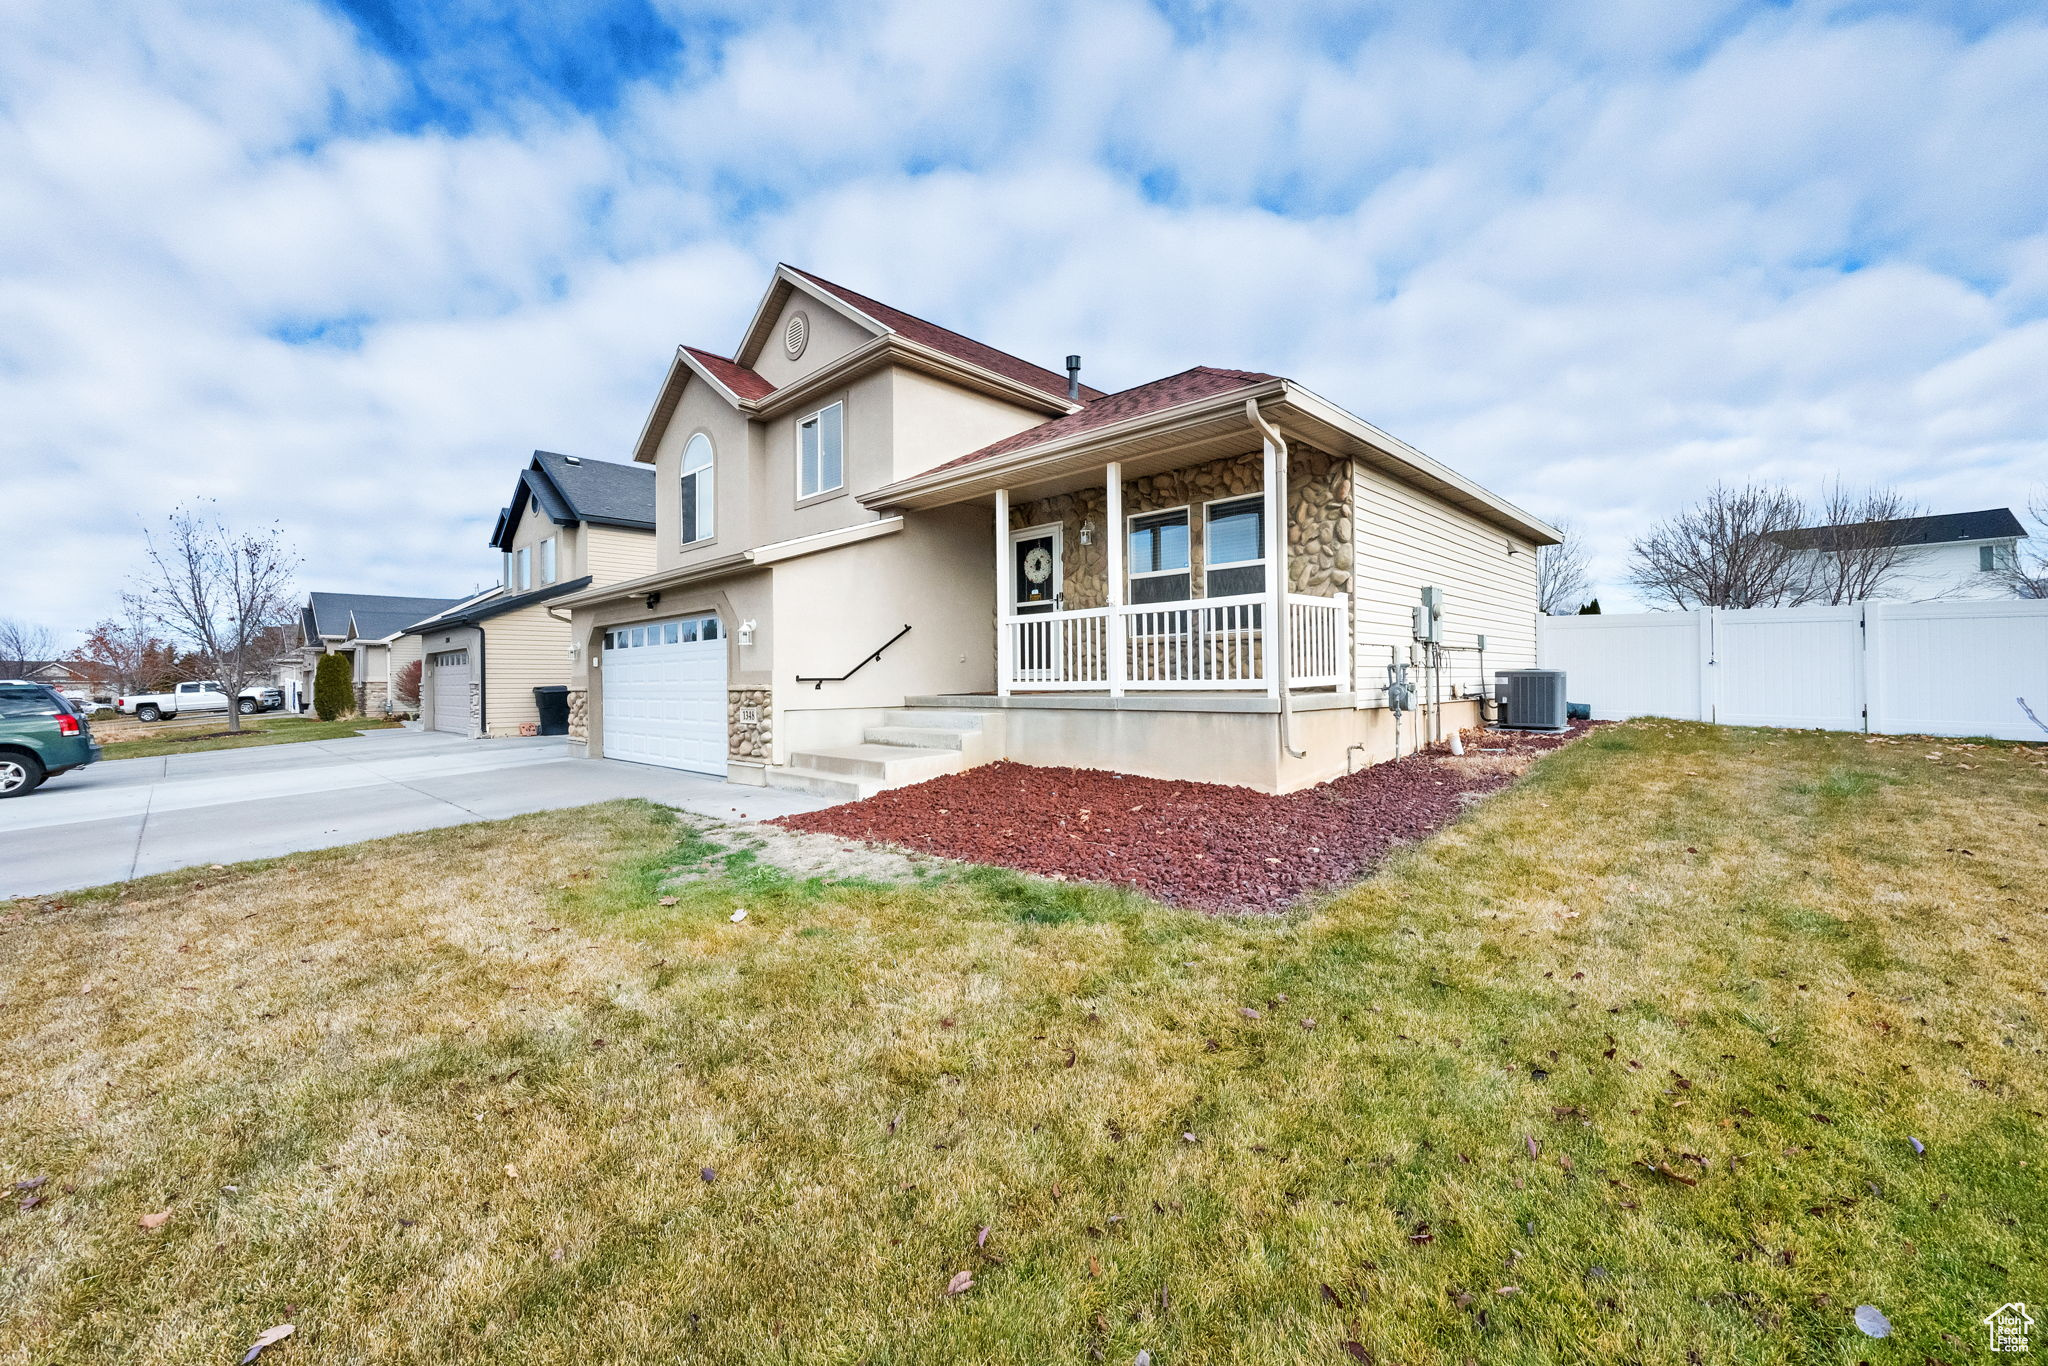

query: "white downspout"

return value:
[1246, 399, 1304, 760]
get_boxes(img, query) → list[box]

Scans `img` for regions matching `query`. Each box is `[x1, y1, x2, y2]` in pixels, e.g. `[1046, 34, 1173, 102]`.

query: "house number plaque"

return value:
[737, 706, 761, 725]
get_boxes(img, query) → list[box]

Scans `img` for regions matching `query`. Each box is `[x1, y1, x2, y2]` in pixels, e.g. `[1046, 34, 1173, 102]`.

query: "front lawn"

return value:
[94, 714, 401, 760]
[1, 722, 2042, 1363]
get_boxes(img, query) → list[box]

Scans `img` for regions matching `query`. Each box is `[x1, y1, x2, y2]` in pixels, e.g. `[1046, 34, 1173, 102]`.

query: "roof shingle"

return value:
[929, 366, 1279, 472]
[683, 347, 776, 401]
[1771, 507, 2028, 550]
[784, 266, 1105, 404]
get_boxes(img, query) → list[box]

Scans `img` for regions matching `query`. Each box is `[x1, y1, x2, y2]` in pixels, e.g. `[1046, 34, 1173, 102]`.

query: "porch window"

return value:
[1203, 495, 1266, 597]
[799, 402, 844, 499]
[681, 433, 715, 544]
[1128, 507, 1191, 603]
[539, 535, 557, 584]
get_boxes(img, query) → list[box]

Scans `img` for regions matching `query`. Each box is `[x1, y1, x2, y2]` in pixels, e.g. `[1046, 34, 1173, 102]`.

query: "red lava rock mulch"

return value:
[771, 723, 1599, 912]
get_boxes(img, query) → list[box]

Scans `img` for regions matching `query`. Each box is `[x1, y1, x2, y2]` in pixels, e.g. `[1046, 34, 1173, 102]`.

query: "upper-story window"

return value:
[1204, 495, 1266, 597]
[516, 545, 531, 591]
[1980, 543, 2015, 573]
[798, 402, 844, 500]
[539, 535, 557, 584]
[503, 551, 515, 590]
[681, 433, 715, 544]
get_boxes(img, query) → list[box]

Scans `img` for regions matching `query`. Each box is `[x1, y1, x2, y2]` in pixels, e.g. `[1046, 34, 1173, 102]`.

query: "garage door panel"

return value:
[430, 650, 471, 735]
[601, 615, 727, 776]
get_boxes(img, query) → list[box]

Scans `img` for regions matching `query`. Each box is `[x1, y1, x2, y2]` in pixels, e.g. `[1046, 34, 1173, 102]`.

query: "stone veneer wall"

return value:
[728, 687, 772, 760]
[567, 688, 587, 742]
[1008, 445, 1352, 607]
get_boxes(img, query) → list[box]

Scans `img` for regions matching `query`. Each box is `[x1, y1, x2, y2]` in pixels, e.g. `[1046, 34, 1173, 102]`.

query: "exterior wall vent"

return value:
[783, 311, 809, 360]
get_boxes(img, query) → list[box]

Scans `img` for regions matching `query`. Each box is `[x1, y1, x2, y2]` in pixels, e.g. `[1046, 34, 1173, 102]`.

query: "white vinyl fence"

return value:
[1537, 600, 2048, 742]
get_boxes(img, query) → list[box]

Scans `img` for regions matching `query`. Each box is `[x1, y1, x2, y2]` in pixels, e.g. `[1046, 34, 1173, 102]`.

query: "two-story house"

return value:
[408, 450, 656, 737]
[554, 265, 1559, 797]
[1772, 507, 2031, 601]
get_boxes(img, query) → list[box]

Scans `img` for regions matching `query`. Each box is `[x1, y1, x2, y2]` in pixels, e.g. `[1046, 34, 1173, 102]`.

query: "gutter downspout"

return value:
[1246, 398, 1304, 760]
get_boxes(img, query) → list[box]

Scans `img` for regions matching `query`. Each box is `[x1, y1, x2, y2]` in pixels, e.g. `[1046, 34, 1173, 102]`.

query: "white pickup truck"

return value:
[116, 680, 285, 721]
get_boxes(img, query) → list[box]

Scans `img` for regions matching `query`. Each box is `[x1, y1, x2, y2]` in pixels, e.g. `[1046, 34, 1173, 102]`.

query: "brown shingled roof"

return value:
[784, 266, 1105, 404]
[683, 346, 775, 401]
[930, 366, 1280, 472]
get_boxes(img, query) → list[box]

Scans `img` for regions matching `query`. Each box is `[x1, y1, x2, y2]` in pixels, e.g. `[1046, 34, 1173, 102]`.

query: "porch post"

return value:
[1262, 431, 1284, 698]
[995, 488, 1012, 698]
[1105, 461, 1124, 698]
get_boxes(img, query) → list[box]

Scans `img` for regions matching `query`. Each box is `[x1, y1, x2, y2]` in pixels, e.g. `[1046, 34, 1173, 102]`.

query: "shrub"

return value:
[393, 658, 423, 711]
[314, 652, 353, 721]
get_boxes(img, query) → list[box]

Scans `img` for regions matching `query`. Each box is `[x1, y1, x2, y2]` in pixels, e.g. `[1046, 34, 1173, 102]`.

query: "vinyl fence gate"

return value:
[1536, 600, 2048, 742]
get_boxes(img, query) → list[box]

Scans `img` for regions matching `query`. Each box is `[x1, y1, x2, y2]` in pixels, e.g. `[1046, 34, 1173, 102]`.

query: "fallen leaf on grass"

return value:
[700, 1167, 716, 1183]
[139, 1210, 172, 1230]
[1652, 1163, 1698, 1187]
[1853, 1304, 1892, 1337]
[657, 896, 679, 907]
[1908, 1136, 1925, 1157]
[239, 1325, 294, 1364]
[945, 1270, 974, 1296]
[1496, 1285, 1522, 1295]
[976, 1225, 990, 1248]
[729, 908, 748, 923]
[1340, 1341, 1374, 1362]
[1321, 1282, 1345, 1308]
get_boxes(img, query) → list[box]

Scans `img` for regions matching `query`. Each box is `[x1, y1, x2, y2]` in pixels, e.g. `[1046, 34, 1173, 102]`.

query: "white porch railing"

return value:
[1003, 592, 1348, 692]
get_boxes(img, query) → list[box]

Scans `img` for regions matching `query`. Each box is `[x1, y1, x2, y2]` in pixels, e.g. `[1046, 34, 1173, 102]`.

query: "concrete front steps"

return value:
[764, 708, 996, 801]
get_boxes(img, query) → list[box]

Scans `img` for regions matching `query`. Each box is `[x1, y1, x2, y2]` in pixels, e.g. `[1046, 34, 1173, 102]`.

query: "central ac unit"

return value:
[1495, 669, 1568, 731]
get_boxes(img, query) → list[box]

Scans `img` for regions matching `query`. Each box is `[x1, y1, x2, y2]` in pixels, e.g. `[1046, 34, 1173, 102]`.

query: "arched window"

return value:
[680, 433, 714, 544]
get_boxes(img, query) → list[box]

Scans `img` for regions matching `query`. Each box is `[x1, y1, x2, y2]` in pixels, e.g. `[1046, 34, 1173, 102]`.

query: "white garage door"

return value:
[601, 615, 728, 776]
[429, 650, 471, 734]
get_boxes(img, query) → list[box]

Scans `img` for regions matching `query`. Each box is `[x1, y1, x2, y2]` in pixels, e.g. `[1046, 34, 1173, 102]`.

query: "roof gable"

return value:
[774, 266, 1105, 404]
[493, 451, 657, 546]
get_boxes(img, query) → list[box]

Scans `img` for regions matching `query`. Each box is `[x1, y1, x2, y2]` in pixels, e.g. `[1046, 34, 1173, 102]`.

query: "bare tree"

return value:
[1627, 482, 1812, 609]
[130, 504, 299, 733]
[1996, 488, 2048, 599]
[1536, 520, 1593, 615]
[65, 600, 177, 696]
[1792, 482, 1923, 605]
[0, 619, 58, 678]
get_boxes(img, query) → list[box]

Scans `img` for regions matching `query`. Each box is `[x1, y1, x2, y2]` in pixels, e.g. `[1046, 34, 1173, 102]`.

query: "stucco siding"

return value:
[1352, 465, 1539, 703]
[887, 368, 1048, 481]
[749, 291, 874, 389]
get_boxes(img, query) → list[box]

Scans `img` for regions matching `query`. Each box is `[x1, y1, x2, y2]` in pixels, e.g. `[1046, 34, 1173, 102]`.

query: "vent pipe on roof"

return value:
[1065, 355, 1082, 401]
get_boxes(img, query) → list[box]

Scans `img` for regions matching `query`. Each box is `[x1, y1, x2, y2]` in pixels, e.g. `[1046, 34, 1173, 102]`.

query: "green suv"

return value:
[0, 682, 101, 798]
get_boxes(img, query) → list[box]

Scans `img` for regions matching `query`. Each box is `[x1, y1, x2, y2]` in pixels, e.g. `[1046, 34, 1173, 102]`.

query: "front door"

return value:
[1011, 525, 1062, 682]
[1012, 525, 1062, 614]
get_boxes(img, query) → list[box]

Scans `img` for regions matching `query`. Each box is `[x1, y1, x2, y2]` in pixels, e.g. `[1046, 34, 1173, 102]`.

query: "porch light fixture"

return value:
[739, 618, 758, 646]
[1079, 518, 1095, 546]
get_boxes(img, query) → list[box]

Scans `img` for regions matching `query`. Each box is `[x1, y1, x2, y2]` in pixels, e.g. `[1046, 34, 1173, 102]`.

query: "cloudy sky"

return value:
[3, 0, 2044, 640]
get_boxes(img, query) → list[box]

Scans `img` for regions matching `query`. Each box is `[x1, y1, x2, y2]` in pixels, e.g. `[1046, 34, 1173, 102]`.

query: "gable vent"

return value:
[783, 311, 809, 360]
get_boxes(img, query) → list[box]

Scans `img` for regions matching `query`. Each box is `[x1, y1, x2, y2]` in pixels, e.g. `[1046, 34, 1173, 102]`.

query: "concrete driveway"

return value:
[0, 727, 833, 900]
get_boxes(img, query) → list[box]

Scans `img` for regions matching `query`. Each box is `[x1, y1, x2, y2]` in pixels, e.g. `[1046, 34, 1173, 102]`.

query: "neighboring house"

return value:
[4, 661, 98, 700]
[1773, 507, 2029, 601]
[553, 264, 1557, 796]
[408, 451, 657, 737]
[293, 592, 468, 713]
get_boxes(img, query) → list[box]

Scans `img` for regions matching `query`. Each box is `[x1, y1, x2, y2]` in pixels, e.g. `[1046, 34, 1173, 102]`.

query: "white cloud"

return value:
[0, 0, 2044, 641]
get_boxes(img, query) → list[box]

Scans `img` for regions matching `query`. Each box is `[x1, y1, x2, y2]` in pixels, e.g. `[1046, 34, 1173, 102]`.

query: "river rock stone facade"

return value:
[1008, 445, 1353, 606]
[728, 687, 772, 760]
[567, 688, 588, 742]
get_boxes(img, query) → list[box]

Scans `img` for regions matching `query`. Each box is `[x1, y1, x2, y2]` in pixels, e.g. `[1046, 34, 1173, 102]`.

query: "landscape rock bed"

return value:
[773, 723, 1596, 911]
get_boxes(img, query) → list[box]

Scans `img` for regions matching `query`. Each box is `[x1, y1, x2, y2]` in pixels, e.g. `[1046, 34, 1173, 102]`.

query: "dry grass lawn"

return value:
[1, 720, 2043, 1364]
[93, 714, 399, 760]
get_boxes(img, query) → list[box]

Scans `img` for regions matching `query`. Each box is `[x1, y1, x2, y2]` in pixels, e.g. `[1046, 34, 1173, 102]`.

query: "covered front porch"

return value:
[988, 405, 1353, 699]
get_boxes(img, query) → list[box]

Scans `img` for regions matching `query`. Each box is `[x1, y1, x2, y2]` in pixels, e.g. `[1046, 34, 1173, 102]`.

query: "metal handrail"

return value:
[795, 624, 912, 690]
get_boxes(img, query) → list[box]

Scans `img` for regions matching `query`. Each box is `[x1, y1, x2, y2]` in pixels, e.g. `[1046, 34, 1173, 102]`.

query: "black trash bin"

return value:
[533, 685, 570, 737]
